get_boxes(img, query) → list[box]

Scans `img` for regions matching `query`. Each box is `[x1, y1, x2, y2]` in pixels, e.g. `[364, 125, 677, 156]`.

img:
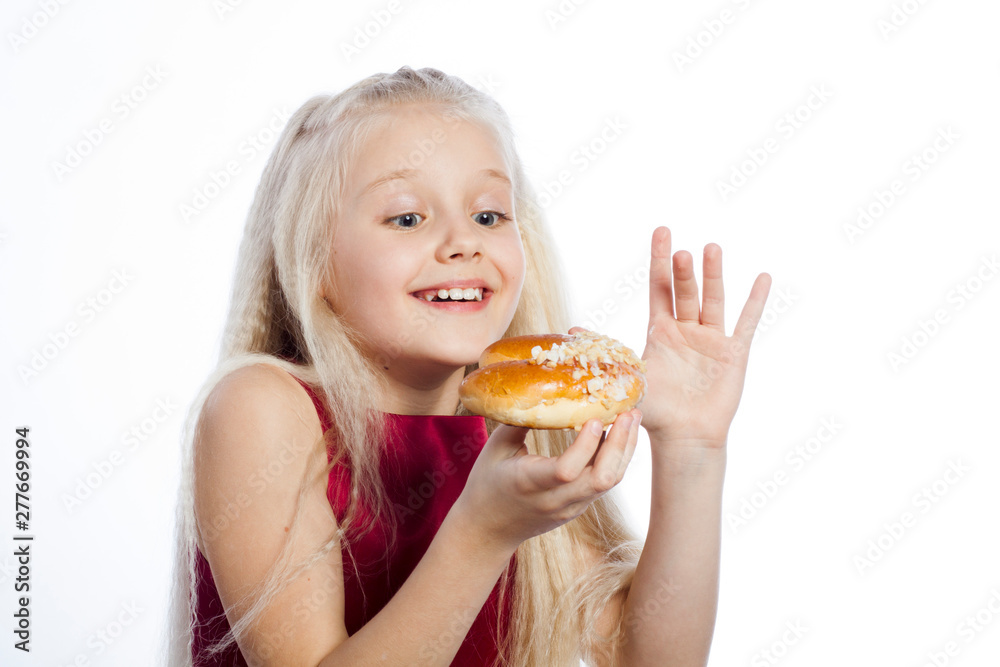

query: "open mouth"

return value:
[411, 287, 487, 302]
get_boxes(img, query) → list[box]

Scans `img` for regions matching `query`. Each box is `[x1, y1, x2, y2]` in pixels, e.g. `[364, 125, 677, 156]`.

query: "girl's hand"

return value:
[454, 411, 641, 555]
[632, 226, 771, 450]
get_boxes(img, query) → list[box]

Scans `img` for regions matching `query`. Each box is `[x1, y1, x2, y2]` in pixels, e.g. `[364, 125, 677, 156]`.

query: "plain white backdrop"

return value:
[2, 0, 999, 665]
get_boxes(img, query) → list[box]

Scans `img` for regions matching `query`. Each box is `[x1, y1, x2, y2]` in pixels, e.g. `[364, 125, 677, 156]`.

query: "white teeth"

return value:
[424, 287, 485, 301]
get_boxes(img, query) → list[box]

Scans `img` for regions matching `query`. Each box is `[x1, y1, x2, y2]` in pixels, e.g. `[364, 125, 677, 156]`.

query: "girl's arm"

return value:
[612, 227, 771, 666]
[197, 364, 639, 667]
[618, 442, 726, 665]
[319, 504, 516, 667]
[195, 364, 517, 667]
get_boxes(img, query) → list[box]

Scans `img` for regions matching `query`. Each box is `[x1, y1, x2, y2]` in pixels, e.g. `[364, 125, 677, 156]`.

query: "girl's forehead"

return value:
[364, 103, 487, 150]
[345, 104, 511, 194]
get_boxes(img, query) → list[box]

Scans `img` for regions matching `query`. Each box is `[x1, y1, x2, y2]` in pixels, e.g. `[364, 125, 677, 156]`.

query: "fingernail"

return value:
[619, 415, 633, 431]
[589, 420, 603, 436]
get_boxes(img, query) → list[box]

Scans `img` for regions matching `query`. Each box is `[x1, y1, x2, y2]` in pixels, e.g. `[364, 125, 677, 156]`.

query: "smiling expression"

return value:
[323, 103, 526, 375]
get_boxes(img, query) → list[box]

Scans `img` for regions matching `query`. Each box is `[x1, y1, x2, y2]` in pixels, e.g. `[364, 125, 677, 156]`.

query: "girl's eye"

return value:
[386, 213, 423, 228]
[474, 211, 511, 227]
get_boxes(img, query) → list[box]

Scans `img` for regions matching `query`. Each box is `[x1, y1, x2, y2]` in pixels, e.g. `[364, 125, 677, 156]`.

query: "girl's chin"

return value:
[373, 350, 482, 372]
[370, 328, 505, 370]
[412, 336, 498, 364]
[429, 353, 482, 369]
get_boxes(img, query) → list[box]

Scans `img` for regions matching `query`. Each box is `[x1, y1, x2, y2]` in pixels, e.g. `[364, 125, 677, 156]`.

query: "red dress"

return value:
[191, 377, 515, 666]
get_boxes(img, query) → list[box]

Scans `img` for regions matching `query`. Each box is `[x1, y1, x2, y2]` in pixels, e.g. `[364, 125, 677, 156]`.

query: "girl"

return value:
[166, 66, 771, 667]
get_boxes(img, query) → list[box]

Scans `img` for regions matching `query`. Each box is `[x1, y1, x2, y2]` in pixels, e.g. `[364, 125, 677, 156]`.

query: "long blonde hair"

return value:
[164, 66, 642, 667]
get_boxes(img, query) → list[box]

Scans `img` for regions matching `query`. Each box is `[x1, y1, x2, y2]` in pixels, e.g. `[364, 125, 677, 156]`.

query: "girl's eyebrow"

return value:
[361, 168, 417, 198]
[476, 168, 512, 188]
[359, 168, 511, 200]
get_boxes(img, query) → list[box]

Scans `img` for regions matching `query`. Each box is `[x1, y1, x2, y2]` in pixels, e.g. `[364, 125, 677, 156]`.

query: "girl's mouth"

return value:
[411, 287, 487, 302]
[410, 287, 493, 310]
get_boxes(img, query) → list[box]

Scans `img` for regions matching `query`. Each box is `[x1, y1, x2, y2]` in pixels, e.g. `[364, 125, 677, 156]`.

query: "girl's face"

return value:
[325, 103, 526, 375]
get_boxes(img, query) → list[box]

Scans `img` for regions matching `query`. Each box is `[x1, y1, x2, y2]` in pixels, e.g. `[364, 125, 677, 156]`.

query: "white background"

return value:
[2, 0, 999, 665]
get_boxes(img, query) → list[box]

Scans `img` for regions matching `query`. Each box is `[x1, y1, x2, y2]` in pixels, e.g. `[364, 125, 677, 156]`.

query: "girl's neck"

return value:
[379, 363, 466, 416]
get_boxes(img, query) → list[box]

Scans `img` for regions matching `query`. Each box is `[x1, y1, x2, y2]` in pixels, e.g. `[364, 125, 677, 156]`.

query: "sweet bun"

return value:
[459, 331, 647, 430]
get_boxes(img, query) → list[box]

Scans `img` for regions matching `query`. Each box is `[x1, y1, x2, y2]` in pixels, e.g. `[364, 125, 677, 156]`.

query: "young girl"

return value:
[165, 66, 771, 667]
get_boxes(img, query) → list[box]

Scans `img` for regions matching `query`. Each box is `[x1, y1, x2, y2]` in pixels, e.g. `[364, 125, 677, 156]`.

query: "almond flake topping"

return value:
[529, 331, 647, 402]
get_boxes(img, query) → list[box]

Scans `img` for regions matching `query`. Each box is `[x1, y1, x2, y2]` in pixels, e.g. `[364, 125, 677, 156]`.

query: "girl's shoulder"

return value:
[194, 363, 328, 542]
[192, 363, 348, 663]
[202, 362, 324, 439]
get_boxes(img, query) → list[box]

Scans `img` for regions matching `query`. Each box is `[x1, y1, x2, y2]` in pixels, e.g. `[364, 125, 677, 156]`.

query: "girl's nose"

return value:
[435, 213, 483, 263]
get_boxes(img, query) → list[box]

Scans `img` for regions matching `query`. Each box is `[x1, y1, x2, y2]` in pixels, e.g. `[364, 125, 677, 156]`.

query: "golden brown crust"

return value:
[460, 332, 646, 430]
[477, 333, 574, 367]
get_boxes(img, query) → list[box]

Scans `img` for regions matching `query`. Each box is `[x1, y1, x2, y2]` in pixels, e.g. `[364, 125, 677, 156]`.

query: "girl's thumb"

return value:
[484, 423, 531, 459]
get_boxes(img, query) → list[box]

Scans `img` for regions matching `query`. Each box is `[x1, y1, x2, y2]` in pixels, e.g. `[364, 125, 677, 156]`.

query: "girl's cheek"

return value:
[513, 235, 528, 282]
[504, 249, 527, 295]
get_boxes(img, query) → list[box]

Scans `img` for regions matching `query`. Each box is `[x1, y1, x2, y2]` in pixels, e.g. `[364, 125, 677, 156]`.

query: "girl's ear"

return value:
[318, 283, 333, 310]
[320, 284, 341, 314]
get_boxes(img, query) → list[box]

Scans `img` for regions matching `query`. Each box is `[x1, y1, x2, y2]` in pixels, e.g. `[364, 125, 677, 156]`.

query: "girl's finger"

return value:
[672, 250, 701, 324]
[649, 226, 675, 321]
[732, 272, 773, 351]
[615, 409, 642, 480]
[538, 419, 605, 487]
[588, 412, 634, 490]
[484, 424, 531, 460]
[701, 243, 725, 332]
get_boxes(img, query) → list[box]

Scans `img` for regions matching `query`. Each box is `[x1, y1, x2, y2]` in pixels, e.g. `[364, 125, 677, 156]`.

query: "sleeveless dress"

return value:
[191, 377, 515, 666]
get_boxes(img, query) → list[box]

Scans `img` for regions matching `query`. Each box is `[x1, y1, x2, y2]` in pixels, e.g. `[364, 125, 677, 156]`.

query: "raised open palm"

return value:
[637, 226, 771, 448]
